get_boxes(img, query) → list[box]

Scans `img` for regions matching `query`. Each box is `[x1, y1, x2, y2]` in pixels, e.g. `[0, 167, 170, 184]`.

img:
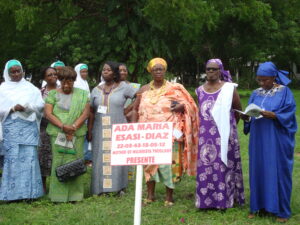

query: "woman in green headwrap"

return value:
[0, 59, 44, 201]
[44, 66, 90, 202]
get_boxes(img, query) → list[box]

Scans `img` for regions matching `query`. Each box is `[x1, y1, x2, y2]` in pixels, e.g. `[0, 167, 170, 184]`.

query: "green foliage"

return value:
[0, 0, 299, 86]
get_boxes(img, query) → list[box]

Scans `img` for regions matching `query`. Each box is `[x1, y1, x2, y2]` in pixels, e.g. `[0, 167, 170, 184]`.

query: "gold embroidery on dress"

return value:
[103, 166, 112, 175]
[102, 129, 111, 139]
[103, 141, 111, 151]
[102, 116, 111, 126]
[103, 154, 111, 163]
[103, 178, 112, 188]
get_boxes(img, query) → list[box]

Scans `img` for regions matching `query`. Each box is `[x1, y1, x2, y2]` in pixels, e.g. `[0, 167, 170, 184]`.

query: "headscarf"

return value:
[74, 63, 90, 94]
[206, 58, 232, 82]
[50, 60, 65, 68]
[3, 59, 23, 82]
[0, 60, 44, 141]
[256, 61, 291, 86]
[41, 60, 65, 88]
[147, 57, 167, 73]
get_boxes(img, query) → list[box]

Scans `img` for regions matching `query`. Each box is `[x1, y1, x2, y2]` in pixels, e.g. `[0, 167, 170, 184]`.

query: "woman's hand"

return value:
[13, 104, 25, 112]
[87, 131, 92, 142]
[260, 110, 276, 119]
[240, 114, 250, 121]
[63, 125, 76, 135]
[66, 133, 74, 141]
[171, 103, 185, 113]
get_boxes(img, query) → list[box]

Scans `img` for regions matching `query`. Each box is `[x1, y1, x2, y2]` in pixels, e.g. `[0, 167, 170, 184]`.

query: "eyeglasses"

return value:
[206, 67, 219, 72]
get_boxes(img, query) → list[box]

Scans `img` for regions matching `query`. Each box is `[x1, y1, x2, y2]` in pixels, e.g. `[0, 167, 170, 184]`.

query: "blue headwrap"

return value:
[52, 60, 65, 67]
[256, 62, 291, 86]
[7, 59, 22, 71]
[80, 64, 88, 71]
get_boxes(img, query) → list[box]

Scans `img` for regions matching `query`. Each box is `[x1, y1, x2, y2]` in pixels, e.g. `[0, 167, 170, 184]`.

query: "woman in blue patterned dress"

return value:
[0, 59, 44, 201]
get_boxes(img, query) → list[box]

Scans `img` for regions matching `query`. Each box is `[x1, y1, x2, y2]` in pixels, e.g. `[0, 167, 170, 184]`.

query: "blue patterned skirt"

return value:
[0, 116, 44, 200]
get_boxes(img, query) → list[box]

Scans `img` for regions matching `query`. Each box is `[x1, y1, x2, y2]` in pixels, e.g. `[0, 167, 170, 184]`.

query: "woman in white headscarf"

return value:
[0, 59, 44, 201]
[73, 63, 92, 164]
[74, 63, 90, 95]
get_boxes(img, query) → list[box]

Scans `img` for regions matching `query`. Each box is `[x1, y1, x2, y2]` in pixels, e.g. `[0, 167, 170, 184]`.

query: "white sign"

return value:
[111, 122, 173, 166]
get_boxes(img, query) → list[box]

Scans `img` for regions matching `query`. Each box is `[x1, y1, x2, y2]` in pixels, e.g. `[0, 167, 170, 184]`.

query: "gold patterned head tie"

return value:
[147, 58, 167, 73]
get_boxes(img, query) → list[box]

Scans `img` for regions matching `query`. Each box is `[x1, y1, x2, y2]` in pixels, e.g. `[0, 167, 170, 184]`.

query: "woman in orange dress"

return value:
[132, 58, 199, 206]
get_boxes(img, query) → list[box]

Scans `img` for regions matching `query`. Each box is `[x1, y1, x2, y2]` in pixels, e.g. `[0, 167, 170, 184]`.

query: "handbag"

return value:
[55, 138, 87, 182]
[56, 158, 87, 182]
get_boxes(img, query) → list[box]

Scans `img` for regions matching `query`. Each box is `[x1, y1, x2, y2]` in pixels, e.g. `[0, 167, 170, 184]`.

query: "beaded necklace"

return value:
[148, 79, 167, 104]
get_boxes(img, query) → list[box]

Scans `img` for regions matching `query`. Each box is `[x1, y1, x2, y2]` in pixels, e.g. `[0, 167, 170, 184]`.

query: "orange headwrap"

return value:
[146, 58, 167, 73]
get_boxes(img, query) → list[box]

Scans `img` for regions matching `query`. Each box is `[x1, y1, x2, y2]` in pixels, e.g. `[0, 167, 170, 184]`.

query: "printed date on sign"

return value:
[116, 142, 166, 149]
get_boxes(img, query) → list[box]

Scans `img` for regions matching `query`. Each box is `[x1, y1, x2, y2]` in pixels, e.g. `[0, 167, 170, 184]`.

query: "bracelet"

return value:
[72, 124, 77, 129]
[61, 124, 64, 130]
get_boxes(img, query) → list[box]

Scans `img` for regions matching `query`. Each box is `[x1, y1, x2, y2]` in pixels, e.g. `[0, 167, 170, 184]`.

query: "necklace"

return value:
[148, 80, 167, 104]
[103, 83, 115, 95]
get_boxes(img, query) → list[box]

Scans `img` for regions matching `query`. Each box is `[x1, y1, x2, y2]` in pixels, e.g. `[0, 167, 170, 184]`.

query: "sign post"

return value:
[134, 165, 143, 225]
[111, 122, 173, 225]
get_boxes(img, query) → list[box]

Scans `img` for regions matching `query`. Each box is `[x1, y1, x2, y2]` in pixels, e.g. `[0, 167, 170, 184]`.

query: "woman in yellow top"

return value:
[132, 58, 199, 206]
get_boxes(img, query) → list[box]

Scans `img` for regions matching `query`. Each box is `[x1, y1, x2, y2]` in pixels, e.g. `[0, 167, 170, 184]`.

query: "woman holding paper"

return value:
[44, 66, 90, 202]
[195, 58, 245, 209]
[242, 62, 297, 222]
[132, 57, 199, 206]
[88, 61, 137, 195]
[0, 59, 44, 201]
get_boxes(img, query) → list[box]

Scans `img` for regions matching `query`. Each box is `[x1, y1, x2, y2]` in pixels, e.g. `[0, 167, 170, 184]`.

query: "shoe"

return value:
[142, 198, 155, 206]
[248, 213, 255, 219]
[276, 218, 288, 223]
[164, 200, 174, 207]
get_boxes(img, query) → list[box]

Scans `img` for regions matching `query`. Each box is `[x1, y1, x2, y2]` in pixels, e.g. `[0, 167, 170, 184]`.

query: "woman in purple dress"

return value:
[195, 59, 245, 209]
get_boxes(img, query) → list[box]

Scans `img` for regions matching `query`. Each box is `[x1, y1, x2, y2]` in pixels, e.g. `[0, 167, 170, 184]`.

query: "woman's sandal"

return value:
[276, 218, 288, 223]
[142, 198, 155, 206]
[164, 200, 174, 207]
[248, 213, 255, 219]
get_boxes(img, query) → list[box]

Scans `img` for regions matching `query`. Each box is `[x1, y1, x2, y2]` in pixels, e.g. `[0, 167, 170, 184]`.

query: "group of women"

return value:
[0, 57, 297, 222]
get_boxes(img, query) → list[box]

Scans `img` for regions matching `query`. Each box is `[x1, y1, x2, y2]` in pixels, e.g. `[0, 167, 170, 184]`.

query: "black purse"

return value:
[56, 158, 87, 182]
[55, 143, 87, 182]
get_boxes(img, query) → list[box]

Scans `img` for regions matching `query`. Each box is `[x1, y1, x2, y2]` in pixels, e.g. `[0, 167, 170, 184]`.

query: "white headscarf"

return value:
[0, 60, 44, 141]
[74, 63, 90, 94]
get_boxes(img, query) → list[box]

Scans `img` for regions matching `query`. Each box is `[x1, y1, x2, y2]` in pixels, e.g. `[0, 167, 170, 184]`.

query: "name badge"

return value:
[97, 105, 107, 114]
[173, 128, 183, 139]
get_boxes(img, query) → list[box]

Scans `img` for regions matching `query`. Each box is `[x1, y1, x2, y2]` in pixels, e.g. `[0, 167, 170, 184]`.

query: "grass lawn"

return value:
[0, 89, 299, 225]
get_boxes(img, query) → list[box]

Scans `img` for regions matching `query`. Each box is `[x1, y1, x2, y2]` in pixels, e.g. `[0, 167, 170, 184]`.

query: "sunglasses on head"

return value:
[206, 67, 219, 72]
